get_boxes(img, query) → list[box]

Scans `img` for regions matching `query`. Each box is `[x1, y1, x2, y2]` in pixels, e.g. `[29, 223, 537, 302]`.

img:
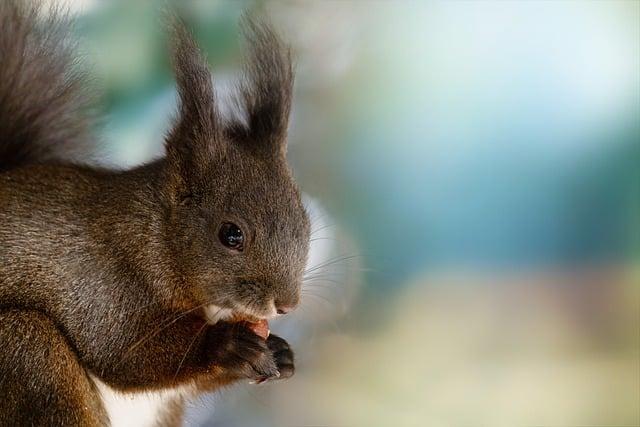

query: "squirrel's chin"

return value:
[203, 305, 271, 339]
[203, 305, 234, 324]
[203, 304, 267, 325]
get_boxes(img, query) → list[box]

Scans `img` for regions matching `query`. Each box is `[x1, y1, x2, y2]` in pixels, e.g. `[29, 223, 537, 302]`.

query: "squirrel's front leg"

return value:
[91, 316, 294, 391]
[0, 309, 107, 427]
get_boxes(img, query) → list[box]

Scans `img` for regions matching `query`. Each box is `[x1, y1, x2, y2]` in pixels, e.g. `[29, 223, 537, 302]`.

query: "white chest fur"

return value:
[89, 307, 227, 426]
[91, 375, 190, 427]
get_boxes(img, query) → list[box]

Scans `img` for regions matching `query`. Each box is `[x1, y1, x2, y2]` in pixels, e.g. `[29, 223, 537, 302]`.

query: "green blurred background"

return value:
[66, 0, 639, 425]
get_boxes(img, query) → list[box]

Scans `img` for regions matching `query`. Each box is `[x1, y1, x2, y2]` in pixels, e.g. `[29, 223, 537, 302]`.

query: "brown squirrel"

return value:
[0, 1, 310, 426]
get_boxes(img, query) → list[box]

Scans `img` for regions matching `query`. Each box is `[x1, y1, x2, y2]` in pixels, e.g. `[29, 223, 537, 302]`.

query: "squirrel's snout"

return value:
[274, 294, 299, 316]
[275, 305, 294, 315]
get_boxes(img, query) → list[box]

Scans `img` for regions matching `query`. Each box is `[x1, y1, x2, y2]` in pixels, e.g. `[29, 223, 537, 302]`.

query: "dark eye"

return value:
[218, 222, 244, 251]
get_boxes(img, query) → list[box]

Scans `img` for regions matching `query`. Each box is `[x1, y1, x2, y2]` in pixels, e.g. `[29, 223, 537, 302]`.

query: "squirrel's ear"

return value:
[227, 16, 294, 157]
[164, 19, 221, 198]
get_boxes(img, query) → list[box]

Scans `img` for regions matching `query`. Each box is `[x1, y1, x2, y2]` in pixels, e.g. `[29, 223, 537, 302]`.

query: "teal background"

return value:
[70, 1, 639, 425]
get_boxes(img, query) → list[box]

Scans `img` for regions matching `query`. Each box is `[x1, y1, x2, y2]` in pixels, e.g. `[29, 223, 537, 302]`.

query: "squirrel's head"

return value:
[162, 18, 310, 321]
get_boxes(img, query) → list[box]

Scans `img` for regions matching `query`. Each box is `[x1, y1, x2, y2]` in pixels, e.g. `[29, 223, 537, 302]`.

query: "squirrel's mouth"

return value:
[203, 305, 271, 339]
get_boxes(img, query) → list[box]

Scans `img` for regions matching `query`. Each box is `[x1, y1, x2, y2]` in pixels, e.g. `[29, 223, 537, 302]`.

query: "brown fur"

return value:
[0, 1, 308, 425]
[0, 1, 93, 172]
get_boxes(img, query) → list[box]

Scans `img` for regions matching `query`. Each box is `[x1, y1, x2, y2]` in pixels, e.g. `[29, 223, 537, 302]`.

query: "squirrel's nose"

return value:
[275, 305, 294, 315]
[273, 294, 299, 316]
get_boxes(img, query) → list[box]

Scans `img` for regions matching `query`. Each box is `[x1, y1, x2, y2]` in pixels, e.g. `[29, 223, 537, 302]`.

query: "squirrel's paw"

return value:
[266, 334, 295, 381]
[209, 323, 280, 382]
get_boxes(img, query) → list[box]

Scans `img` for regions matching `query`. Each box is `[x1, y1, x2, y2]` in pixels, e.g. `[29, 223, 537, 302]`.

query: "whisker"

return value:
[303, 278, 343, 287]
[301, 290, 335, 307]
[173, 321, 208, 382]
[304, 254, 362, 275]
[121, 302, 209, 363]
[310, 222, 335, 236]
[304, 266, 373, 281]
[309, 237, 341, 244]
[303, 273, 346, 281]
[307, 209, 328, 224]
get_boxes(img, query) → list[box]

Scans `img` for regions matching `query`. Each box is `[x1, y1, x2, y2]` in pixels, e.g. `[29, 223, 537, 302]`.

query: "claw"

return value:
[250, 368, 280, 384]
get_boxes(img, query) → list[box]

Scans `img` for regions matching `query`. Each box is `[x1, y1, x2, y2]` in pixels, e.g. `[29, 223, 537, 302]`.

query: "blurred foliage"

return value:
[67, 1, 639, 425]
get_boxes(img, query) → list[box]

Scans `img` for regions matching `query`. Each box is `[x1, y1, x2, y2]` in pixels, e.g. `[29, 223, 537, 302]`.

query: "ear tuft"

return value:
[232, 14, 294, 155]
[168, 18, 219, 142]
[164, 18, 221, 197]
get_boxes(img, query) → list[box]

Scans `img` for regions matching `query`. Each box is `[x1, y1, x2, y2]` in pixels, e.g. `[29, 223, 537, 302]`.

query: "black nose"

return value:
[276, 305, 294, 315]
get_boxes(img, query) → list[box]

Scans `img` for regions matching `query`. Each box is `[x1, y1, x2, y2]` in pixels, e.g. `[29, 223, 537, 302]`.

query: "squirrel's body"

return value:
[0, 2, 309, 426]
[0, 141, 203, 426]
[0, 161, 172, 315]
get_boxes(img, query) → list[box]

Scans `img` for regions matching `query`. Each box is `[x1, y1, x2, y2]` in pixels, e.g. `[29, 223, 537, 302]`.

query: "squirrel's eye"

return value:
[218, 222, 244, 251]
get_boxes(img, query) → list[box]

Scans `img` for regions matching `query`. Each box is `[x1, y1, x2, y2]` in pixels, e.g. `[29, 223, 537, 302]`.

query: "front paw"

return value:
[208, 324, 280, 382]
[267, 334, 295, 380]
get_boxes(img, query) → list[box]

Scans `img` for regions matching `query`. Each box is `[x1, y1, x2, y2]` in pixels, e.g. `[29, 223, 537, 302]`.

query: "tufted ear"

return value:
[226, 15, 294, 157]
[164, 19, 222, 199]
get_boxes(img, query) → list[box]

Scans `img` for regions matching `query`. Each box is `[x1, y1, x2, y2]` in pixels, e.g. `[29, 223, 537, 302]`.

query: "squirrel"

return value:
[0, 1, 310, 426]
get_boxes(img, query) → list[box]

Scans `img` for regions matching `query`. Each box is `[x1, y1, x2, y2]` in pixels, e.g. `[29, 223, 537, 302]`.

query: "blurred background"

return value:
[65, 0, 639, 425]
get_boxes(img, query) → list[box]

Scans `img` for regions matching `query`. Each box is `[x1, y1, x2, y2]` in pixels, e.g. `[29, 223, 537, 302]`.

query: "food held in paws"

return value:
[247, 319, 270, 339]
